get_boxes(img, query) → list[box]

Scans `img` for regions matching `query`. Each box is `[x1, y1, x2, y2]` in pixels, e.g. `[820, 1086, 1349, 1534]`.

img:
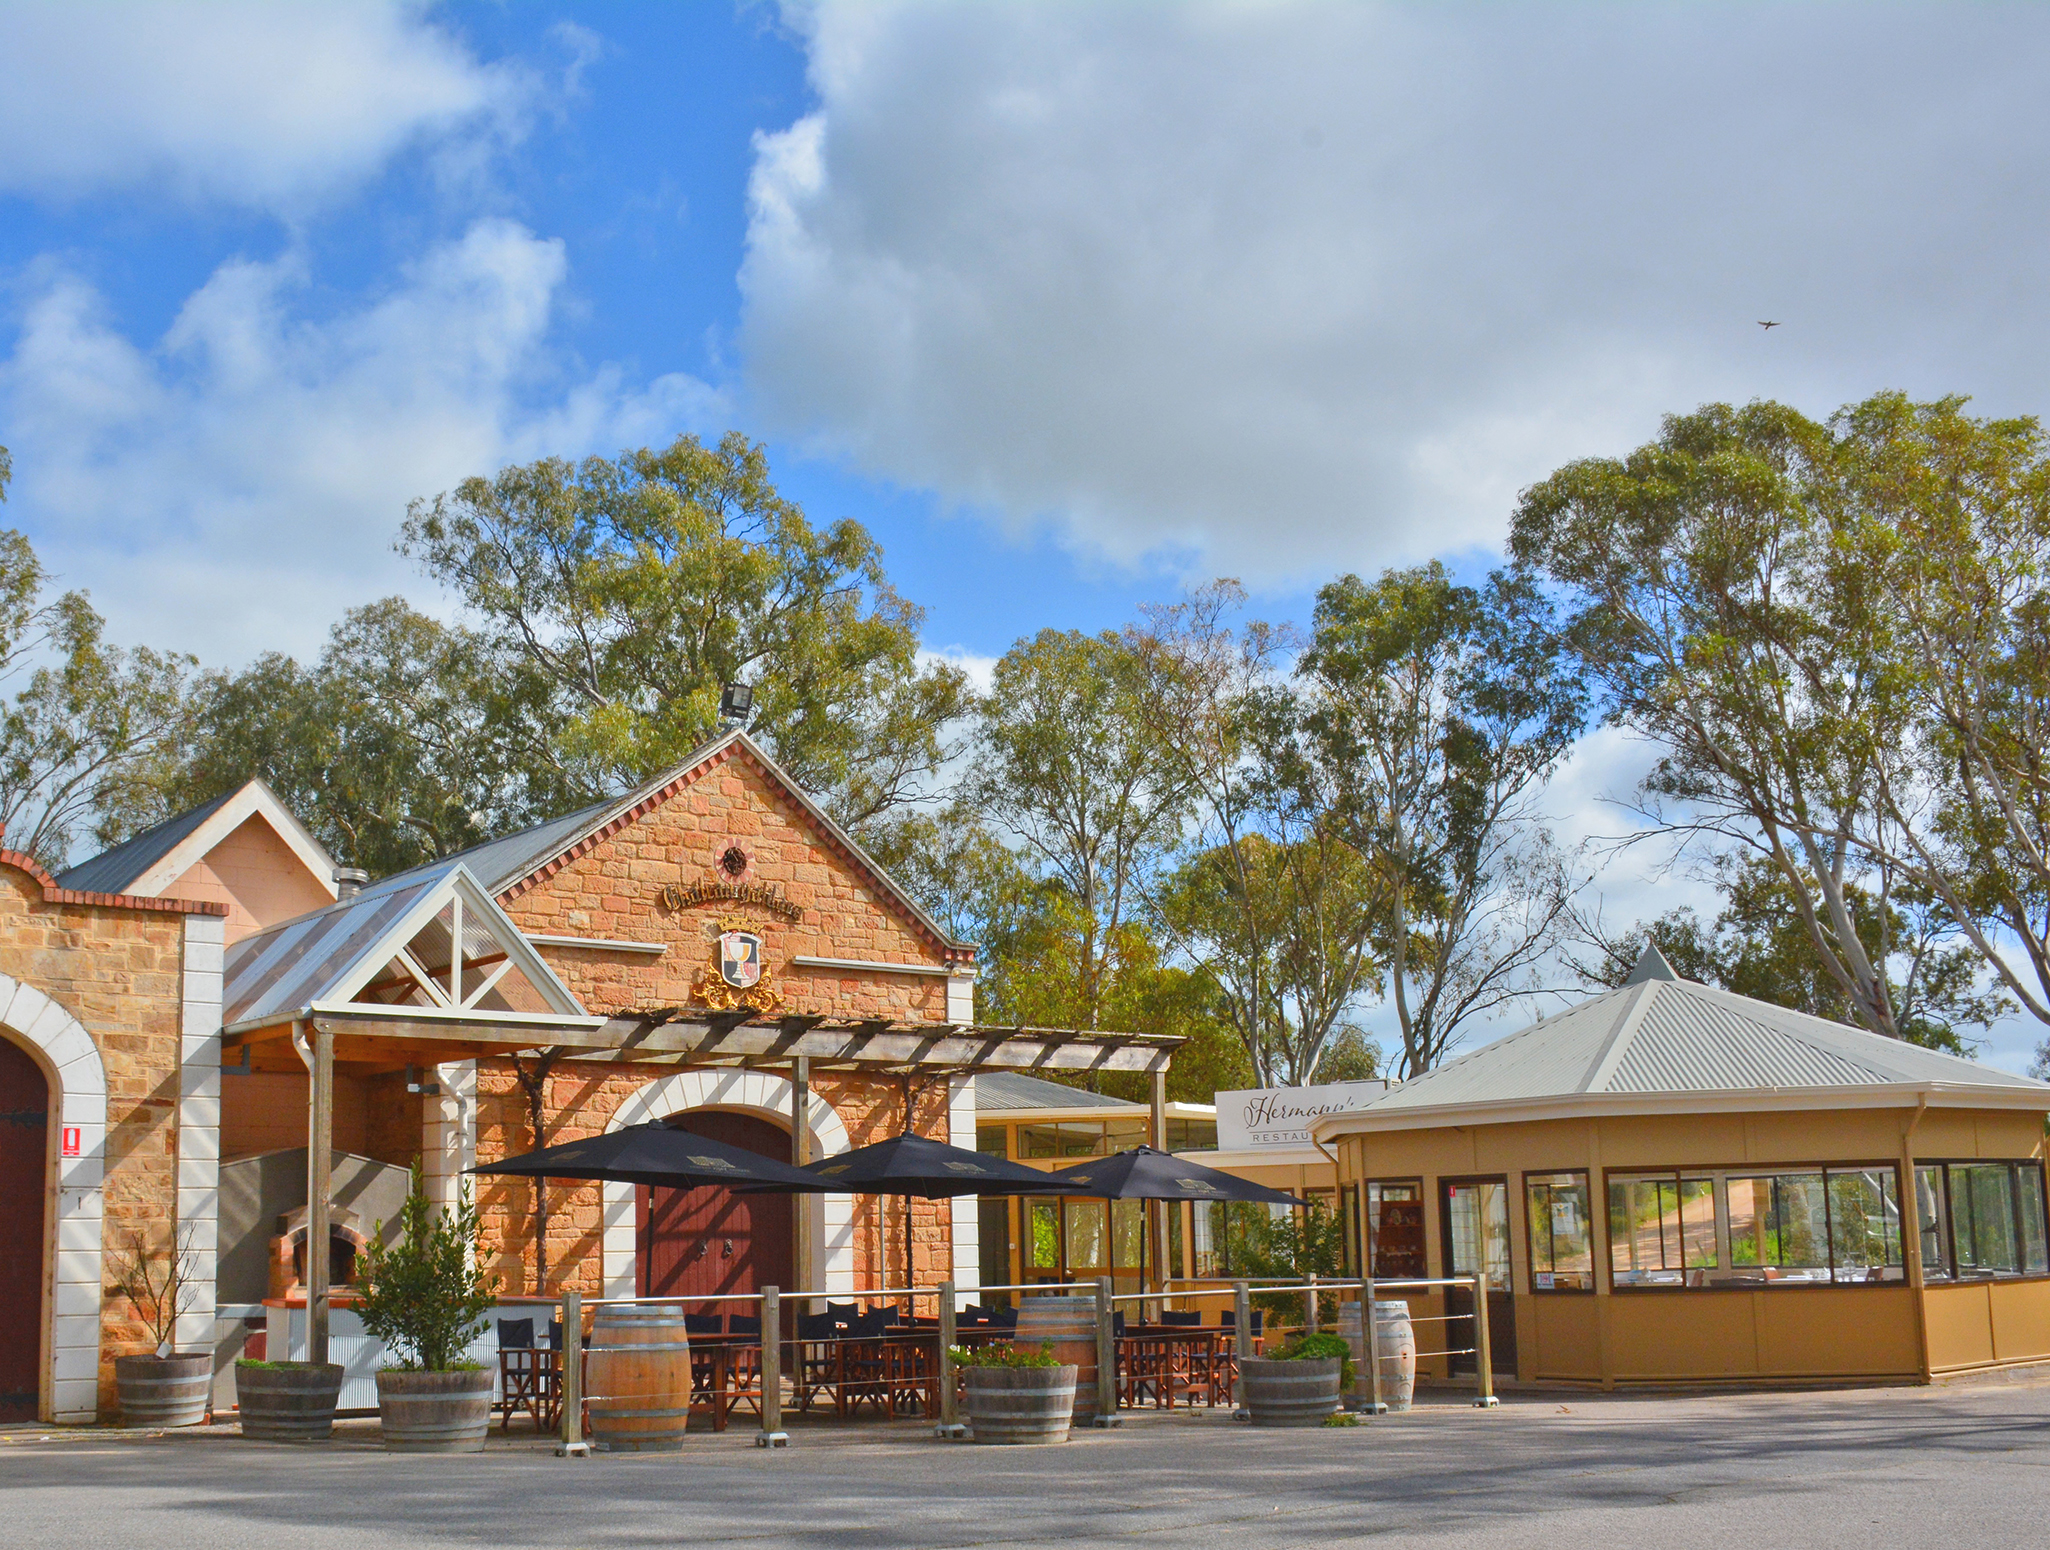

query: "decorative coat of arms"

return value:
[688, 918, 783, 1013]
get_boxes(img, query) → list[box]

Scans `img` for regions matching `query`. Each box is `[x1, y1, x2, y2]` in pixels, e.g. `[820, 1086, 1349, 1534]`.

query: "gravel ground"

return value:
[4, 1378, 2048, 1550]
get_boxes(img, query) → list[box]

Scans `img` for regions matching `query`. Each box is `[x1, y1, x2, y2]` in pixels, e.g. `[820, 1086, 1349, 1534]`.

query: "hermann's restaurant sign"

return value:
[1215, 1082, 1390, 1151]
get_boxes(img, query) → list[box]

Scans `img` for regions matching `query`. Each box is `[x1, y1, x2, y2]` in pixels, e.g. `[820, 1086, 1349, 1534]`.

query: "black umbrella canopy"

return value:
[1045, 1146, 1304, 1207]
[753, 1131, 1095, 1199]
[471, 1122, 832, 1191]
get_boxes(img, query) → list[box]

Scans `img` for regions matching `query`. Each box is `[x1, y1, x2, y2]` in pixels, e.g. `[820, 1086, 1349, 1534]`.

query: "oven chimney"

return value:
[333, 867, 369, 900]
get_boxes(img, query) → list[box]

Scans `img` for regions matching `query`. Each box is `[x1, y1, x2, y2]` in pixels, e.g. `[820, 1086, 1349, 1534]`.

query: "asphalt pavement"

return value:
[4, 1377, 2047, 1549]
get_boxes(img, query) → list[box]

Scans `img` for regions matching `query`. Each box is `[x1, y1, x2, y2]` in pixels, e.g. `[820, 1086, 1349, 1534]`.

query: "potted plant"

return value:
[234, 1356, 345, 1442]
[357, 1170, 497, 1453]
[110, 1222, 210, 1428]
[1238, 1331, 1350, 1428]
[952, 1340, 1078, 1445]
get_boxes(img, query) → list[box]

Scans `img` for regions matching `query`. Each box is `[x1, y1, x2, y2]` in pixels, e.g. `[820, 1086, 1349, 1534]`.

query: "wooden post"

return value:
[1150, 1067, 1170, 1313]
[756, 1287, 788, 1446]
[1362, 1268, 1385, 1415]
[1092, 1275, 1118, 1425]
[1305, 1271, 1319, 1335]
[306, 1023, 333, 1366]
[1231, 1279, 1252, 1421]
[1471, 1273, 1498, 1407]
[935, 1279, 963, 1437]
[791, 1056, 812, 1310]
[556, 1289, 587, 1456]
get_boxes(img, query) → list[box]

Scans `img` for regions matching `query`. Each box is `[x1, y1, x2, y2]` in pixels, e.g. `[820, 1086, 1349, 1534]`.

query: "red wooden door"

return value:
[0, 1038, 48, 1420]
[636, 1112, 794, 1315]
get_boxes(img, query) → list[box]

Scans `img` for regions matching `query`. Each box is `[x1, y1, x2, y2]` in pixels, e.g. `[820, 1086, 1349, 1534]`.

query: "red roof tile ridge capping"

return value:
[494, 742, 973, 961]
[0, 847, 230, 915]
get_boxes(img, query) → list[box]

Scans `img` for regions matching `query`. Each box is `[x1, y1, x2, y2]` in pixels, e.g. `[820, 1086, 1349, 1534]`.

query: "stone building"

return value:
[0, 731, 1176, 1421]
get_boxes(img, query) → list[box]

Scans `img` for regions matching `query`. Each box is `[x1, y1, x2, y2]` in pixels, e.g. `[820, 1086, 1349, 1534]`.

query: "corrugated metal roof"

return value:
[973, 1071, 1144, 1111]
[372, 800, 613, 897]
[1355, 954, 2046, 1120]
[56, 787, 238, 895]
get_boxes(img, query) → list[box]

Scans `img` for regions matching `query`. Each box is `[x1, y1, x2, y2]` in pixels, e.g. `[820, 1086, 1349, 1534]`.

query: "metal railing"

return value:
[551, 1268, 1500, 1454]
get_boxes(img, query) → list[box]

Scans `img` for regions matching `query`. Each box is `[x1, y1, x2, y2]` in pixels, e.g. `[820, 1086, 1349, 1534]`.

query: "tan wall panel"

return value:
[1526, 1295, 1600, 1380]
[1755, 1288, 1919, 1376]
[1969, 1112, 2049, 1161]
[1988, 1279, 2050, 1365]
[1607, 1292, 1758, 1378]
[221, 1070, 368, 1159]
[1923, 1283, 1996, 1370]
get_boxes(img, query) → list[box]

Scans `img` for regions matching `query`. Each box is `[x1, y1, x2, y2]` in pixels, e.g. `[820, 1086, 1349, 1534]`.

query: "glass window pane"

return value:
[975, 1125, 1009, 1157]
[1112, 1199, 1144, 1267]
[1609, 1174, 1683, 1285]
[1727, 1175, 1766, 1274]
[1367, 1182, 1427, 1279]
[1104, 1119, 1148, 1153]
[1827, 1168, 1904, 1283]
[1056, 1122, 1105, 1157]
[1066, 1198, 1107, 1270]
[1679, 1178, 1718, 1270]
[2020, 1166, 2049, 1275]
[1027, 1199, 1061, 1273]
[1952, 1163, 2021, 1275]
[1193, 1200, 1221, 1278]
[1527, 1172, 1592, 1290]
[1019, 1125, 1060, 1160]
[1915, 1165, 1952, 1281]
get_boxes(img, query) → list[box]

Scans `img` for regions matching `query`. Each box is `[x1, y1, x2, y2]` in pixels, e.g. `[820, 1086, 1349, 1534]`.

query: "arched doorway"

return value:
[636, 1111, 794, 1314]
[0, 1037, 49, 1421]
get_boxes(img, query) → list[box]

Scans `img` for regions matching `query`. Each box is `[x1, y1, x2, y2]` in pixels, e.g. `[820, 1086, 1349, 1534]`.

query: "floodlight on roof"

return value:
[719, 681, 754, 726]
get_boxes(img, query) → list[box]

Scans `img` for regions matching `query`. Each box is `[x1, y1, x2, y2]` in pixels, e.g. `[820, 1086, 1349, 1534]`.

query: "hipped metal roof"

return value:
[1316, 947, 2050, 1136]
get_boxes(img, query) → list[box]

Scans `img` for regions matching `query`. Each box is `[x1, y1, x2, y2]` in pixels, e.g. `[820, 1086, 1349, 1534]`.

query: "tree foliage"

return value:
[402, 432, 969, 829]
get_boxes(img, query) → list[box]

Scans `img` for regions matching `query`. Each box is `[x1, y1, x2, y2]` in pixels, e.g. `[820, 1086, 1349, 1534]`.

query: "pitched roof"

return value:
[376, 728, 972, 961]
[222, 858, 594, 1034]
[1319, 949, 2050, 1134]
[972, 1071, 1144, 1111]
[55, 778, 336, 902]
[56, 789, 240, 895]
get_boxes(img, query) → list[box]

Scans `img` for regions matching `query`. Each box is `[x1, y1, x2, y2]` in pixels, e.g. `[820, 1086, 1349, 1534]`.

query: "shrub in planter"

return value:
[1239, 1332, 1349, 1428]
[235, 1360, 345, 1442]
[358, 1171, 497, 1453]
[109, 1223, 209, 1428]
[951, 1341, 1078, 1445]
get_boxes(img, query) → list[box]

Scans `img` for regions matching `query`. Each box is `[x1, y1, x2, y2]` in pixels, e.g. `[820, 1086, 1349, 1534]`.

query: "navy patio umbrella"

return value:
[472, 1121, 834, 1191]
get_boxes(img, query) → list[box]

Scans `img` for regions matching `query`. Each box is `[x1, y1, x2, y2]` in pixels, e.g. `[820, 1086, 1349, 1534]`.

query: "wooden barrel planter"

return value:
[1372, 1301, 1417, 1412]
[1238, 1356, 1342, 1427]
[376, 1369, 493, 1453]
[115, 1353, 210, 1428]
[963, 1365, 1077, 1445]
[235, 1361, 343, 1442]
[1014, 1298, 1100, 1419]
[585, 1303, 693, 1453]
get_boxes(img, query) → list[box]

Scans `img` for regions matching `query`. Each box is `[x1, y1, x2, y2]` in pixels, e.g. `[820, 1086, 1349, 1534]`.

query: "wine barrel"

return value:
[236, 1361, 343, 1442]
[963, 1364, 1078, 1444]
[115, 1354, 210, 1428]
[1336, 1301, 1366, 1400]
[376, 1369, 492, 1452]
[586, 1302, 694, 1452]
[1013, 1297, 1101, 1419]
[1238, 1356, 1341, 1426]
[1372, 1300, 1417, 1412]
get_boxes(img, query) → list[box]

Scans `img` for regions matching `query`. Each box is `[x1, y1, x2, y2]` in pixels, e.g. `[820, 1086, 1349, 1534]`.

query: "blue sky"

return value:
[4, 1, 2050, 1069]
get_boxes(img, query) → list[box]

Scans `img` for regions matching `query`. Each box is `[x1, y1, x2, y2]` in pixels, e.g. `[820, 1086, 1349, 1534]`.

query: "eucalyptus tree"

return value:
[970, 627, 1192, 1033]
[1297, 563, 1584, 1076]
[1126, 583, 1385, 1084]
[1512, 401, 1923, 1041]
[401, 431, 969, 830]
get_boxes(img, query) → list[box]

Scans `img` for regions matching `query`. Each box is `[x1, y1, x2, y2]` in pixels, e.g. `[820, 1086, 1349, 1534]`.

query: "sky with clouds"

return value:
[2, 1, 2047, 1066]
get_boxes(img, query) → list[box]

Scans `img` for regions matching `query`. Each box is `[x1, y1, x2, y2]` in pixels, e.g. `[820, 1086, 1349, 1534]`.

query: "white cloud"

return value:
[742, 1, 2050, 585]
[0, 1, 527, 213]
[0, 222, 723, 663]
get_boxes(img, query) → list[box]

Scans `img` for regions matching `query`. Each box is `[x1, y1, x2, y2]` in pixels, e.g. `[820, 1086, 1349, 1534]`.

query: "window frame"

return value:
[1523, 1170, 1595, 1294]
[1599, 1161, 1909, 1292]
[1362, 1177, 1428, 1282]
[1915, 1158, 2050, 1284]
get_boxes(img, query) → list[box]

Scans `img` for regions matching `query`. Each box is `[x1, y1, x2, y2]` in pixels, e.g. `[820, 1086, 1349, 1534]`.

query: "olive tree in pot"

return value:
[953, 1341, 1078, 1445]
[357, 1171, 497, 1453]
[110, 1222, 210, 1428]
[1238, 1332, 1352, 1428]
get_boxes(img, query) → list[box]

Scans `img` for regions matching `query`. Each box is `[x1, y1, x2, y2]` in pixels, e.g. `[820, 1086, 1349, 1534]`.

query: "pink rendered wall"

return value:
[165, 815, 332, 943]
